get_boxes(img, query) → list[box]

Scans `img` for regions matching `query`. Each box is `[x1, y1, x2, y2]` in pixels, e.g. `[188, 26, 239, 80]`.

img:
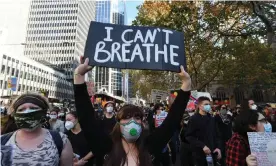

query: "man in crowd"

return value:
[215, 105, 232, 166]
[186, 96, 222, 166]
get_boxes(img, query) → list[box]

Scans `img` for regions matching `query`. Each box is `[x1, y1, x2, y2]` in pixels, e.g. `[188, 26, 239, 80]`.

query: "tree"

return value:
[131, 1, 275, 99]
[215, 2, 276, 47]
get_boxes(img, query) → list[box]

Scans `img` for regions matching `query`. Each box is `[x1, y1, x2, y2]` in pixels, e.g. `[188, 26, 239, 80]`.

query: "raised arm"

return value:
[74, 57, 112, 156]
[145, 66, 191, 154]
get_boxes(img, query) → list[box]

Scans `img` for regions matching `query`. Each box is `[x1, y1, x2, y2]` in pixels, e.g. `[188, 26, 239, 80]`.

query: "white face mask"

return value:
[120, 119, 142, 142]
[188, 112, 194, 117]
[251, 104, 257, 110]
[50, 115, 57, 119]
[65, 121, 75, 130]
[106, 106, 113, 113]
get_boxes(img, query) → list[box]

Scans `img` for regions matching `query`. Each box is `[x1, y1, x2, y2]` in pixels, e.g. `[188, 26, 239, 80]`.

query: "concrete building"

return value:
[94, 0, 126, 98]
[23, 0, 96, 80]
[0, 53, 73, 102]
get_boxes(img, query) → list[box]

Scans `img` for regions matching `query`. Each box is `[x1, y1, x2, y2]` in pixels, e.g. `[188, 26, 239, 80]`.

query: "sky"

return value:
[125, 0, 144, 25]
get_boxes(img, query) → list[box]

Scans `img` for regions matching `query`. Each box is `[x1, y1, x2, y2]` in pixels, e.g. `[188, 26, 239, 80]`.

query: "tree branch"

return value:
[251, 2, 272, 29]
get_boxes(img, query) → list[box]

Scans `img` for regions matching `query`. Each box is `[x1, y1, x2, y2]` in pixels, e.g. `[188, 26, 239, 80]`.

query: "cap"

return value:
[104, 101, 115, 108]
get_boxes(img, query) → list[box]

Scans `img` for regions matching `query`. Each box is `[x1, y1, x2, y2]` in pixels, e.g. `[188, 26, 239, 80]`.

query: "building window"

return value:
[15, 70, 19, 77]
[18, 84, 21, 91]
[3, 55, 7, 59]
[4, 81, 7, 89]
[12, 68, 15, 75]
[7, 67, 10, 74]
[1, 65, 5, 73]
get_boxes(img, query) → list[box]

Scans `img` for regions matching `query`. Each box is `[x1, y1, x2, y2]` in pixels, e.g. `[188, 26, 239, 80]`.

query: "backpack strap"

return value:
[49, 130, 63, 158]
[1, 132, 14, 145]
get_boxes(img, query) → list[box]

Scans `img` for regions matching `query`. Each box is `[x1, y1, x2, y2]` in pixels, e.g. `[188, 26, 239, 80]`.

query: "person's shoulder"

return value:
[189, 113, 199, 121]
[57, 120, 64, 124]
[227, 133, 247, 145]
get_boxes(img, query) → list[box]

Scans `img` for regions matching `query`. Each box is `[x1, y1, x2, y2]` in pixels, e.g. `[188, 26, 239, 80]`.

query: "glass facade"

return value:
[94, 0, 125, 97]
[96, 1, 111, 23]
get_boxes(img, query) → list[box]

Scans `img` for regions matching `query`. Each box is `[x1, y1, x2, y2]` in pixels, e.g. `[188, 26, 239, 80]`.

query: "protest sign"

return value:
[151, 89, 169, 103]
[84, 21, 185, 72]
[247, 132, 276, 166]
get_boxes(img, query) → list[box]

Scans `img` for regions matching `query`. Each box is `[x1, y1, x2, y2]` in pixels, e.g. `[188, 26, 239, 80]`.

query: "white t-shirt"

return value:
[154, 111, 168, 128]
[50, 119, 65, 133]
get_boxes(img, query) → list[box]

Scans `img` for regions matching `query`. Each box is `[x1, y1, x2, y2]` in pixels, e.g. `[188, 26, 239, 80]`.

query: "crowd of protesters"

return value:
[1, 57, 275, 166]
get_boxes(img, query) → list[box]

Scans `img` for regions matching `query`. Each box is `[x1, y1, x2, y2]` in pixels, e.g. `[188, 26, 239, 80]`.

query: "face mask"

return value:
[203, 105, 211, 112]
[188, 112, 194, 116]
[120, 119, 142, 142]
[220, 109, 227, 116]
[50, 115, 57, 119]
[65, 121, 76, 130]
[264, 122, 272, 133]
[14, 109, 45, 131]
[251, 104, 257, 110]
[106, 106, 113, 113]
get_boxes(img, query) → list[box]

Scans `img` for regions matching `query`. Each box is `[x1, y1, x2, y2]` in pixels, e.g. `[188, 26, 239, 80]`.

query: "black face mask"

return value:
[14, 109, 45, 131]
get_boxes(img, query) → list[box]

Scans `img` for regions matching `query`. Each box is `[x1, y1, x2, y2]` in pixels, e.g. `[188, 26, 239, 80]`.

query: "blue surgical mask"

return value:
[203, 105, 211, 112]
[264, 122, 272, 133]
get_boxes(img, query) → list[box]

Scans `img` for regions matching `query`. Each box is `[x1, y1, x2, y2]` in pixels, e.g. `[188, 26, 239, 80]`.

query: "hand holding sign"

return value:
[246, 154, 258, 166]
[179, 65, 191, 91]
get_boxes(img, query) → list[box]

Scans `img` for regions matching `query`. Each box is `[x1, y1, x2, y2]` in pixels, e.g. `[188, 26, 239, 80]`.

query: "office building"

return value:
[94, 0, 126, 98]
[0, 53, 73, 102]
[23, 0, 96, 80]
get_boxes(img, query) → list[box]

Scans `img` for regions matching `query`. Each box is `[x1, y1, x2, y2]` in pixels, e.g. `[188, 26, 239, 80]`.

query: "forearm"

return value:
[82, 152, 93, 161]
[186, 136, 205, 148]
[74, 74, 85, 84]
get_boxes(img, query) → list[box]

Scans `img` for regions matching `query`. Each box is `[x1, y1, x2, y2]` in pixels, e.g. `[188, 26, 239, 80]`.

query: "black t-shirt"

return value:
[66, 130, 94, 166]
[101, 116, 116, 135]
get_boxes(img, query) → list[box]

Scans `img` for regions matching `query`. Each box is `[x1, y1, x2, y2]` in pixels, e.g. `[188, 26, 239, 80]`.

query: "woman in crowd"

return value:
[73, 58, 191, 166]
[65, 111, 94, 166]
[151, 103, 170, 166]
[58, 108, 66, 121]
[215, 105, 232, 166]
[49, 107, 65, 132]
[226, 110, 269, 166]
[101, 101, 117, 135]
[0, 92, 73, 166]
[179, 112, 194, 166]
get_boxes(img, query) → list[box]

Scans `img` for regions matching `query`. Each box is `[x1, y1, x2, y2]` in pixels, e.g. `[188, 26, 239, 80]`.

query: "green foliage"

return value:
[131, 1, 275, 99]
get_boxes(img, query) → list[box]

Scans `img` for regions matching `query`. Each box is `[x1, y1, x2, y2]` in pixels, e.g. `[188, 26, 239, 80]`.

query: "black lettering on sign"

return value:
[84, 21, 186, 72]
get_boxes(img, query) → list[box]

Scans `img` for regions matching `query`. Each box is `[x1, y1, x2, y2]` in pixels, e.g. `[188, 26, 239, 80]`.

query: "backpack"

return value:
[1, 130, 63, 157]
